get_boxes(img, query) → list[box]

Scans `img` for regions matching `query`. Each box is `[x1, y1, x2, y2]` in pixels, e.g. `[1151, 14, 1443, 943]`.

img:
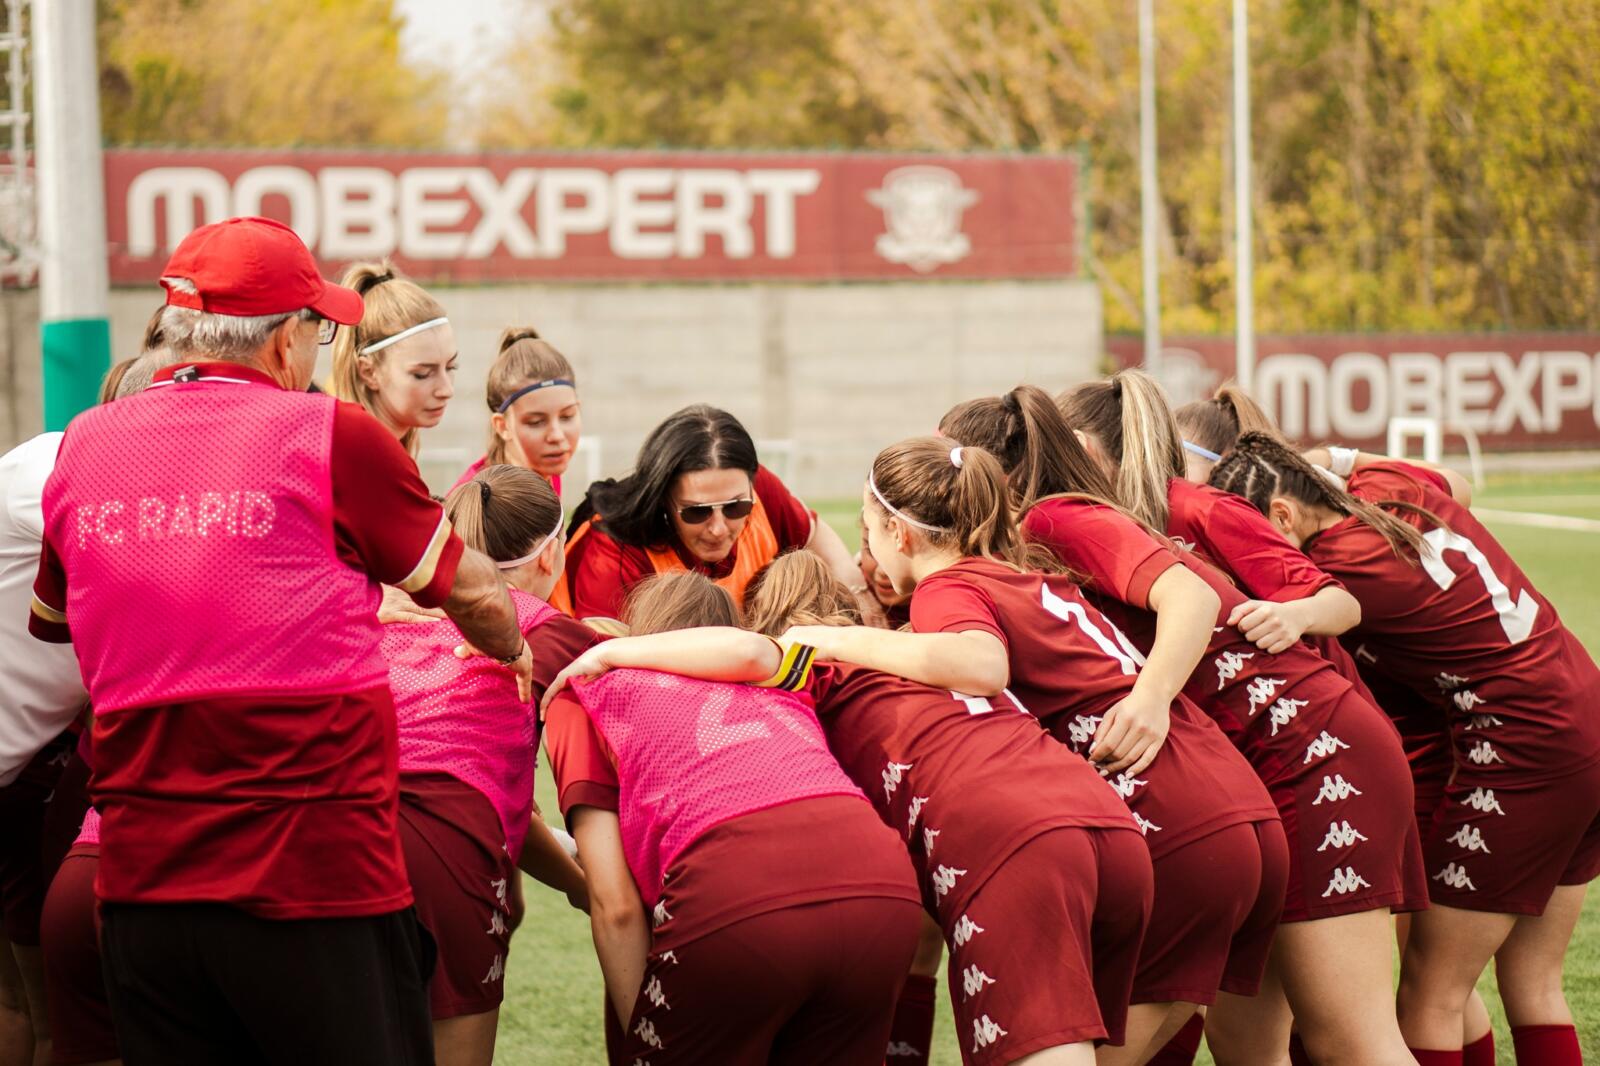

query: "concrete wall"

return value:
[0, 278, 1103, 502]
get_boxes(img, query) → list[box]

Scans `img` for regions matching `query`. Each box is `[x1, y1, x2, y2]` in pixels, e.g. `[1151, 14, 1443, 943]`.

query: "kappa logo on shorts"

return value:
[634, 1018, 664, 1050]
[1132, 812, 1163, 835]
[931, 865, 968, 899]
[1464, 713, 1503, 731]
[1317, 820, 1369, 851]
[490, 877, 508, 906]
[1447, 825, 1492, 854]
[487, 910, 508, 936]
[972, 1015, 1009, 1052]
[1454, 689, 1488, 713]
[1461, 788, 1507, 815]
[1246, 676, 1288, 717]
[924, 827, 941, 854]
[1303, 731, 1350, 764]
[883, 761, 914, 803]
[644, 976, 670, 1010]
[1214, 650, 1256, 689]
[1466, 740, 1503, 765]
[1313, 774, 1363, 805]
[652, 900, 673, 928]
[1067, 714, 1104, 748]
[1434, 672, 1470, 691]
[1322, 866, 1372, 897]
[907, 795, 930, 833]
[961, 964, 997, 999]
[482, 954, 505, 983]
[1354, 644, 1378, 664]
[951, 914, 985, 947]
[1268, 696, 1311, 736]
[1108, 771, 1148, 799]
[1433, 862, 1477, 891]
[886, 1040, 924, 1056]
[658, 950, 679, 965]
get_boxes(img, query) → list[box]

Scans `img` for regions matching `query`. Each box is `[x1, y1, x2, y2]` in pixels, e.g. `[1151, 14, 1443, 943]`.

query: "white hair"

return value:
[157, 277, 314, 362]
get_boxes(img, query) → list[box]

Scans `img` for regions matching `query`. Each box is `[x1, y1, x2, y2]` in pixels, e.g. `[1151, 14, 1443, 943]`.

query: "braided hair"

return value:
[1208, 432, 1434, 561]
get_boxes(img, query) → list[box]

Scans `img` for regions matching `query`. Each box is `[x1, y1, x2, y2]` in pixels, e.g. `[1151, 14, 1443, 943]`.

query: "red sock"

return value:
[1289, 1032, 1313, 1066]
[1512, 1024, 1581, 1066]
[1463, 1030, 1496, 1066]
[1409, 1050, 1464, 1066]
[1145, 1013, 1205, 1066]
[885, 975, 937, 1060]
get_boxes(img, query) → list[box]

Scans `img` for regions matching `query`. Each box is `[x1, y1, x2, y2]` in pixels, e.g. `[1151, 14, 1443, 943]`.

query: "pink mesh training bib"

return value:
[44, 379, 388, 711]
[576, 669, 864, 907]
[385, 589, 555, 855]
[74, 806, 100, 848]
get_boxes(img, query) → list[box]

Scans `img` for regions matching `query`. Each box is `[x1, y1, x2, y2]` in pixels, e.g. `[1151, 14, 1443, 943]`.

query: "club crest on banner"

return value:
[867, 165, 978, 273]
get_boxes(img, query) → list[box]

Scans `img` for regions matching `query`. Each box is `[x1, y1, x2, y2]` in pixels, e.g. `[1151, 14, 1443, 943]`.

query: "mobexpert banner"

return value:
[103, 149, 1080, 285]
[1108, 334, 1600, 450]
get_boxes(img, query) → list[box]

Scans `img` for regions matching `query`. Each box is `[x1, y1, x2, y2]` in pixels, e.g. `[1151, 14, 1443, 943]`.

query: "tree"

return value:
[98, 0, 450, 148]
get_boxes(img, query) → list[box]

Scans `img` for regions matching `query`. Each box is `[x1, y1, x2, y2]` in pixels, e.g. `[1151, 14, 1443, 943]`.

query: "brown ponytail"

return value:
[329, 259, 448, 456]
[1208, 432, 1437, 561]
[744, 551, 863, 637]
[485, 327, 580, 465]
[1058, 369, 1184, 531]
[623, 572, 740, 635]
[867, 436, 1063, 574]
[1174, 381, 1283, 458]
[443, 464, 562, 565]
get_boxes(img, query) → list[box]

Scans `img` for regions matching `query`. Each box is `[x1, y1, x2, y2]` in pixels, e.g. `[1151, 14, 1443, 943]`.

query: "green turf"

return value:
[500, 472, 1600, 1064]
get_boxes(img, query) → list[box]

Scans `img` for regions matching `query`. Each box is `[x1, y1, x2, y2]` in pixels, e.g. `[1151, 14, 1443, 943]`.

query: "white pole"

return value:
[34, 0, 110, 428]
[1232, 0, 1255, 389]
[1138, 0, 1161, 379]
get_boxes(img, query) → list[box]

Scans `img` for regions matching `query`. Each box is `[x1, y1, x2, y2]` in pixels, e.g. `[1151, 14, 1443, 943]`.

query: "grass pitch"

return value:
[500, 472, 1600, 1064]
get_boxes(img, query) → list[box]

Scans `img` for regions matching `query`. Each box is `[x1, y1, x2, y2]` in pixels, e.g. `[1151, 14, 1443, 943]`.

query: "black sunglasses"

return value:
[674, 498, 755, 525]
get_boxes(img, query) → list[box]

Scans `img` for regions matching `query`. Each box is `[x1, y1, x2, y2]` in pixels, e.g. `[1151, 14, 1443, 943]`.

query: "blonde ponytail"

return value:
[1058, 370, 1183, 531]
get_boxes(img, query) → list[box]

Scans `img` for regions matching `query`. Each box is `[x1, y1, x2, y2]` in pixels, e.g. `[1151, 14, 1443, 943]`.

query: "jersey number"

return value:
[1419, 528, 1538, 645]
[1039, 583, 1147, 675]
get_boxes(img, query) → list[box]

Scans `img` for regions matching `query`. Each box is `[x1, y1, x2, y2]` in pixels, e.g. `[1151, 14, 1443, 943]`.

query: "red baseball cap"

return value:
[159, 216, 364, 325]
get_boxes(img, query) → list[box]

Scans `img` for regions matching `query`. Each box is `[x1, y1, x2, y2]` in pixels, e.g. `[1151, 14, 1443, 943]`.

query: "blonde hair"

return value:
[623, 572, 741, 635]
[329, 260, 447, 456]
[744, 552, 862, 636]
[442, 464, 562, 564]
[1058, 369, 1185, 531]
[485, 327, 578, 465]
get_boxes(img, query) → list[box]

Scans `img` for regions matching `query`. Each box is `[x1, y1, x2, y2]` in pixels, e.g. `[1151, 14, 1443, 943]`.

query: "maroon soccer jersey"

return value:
[809, 662, 1136, 918]
[1310, 462, 1600, 781]
[1166, 478, 1339, 602]
[910, 558, 1277, 857]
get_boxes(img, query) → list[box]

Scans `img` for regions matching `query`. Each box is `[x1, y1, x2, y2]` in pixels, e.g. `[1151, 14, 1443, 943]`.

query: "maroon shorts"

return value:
[1424, 758, 1600, 915]
[40, 848, 118, 1066]
[0, 732, 74, 945]
[943, 827, 1151, 1064]
[620, 895, 923, 1065]
[1133, 819, 1288, 1005]
[397, 775, 517, 1020]
[1271, 695, 1426, 921]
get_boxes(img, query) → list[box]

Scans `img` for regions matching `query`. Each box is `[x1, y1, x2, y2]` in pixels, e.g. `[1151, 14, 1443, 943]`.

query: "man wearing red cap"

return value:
[26, 217, 530, 1065]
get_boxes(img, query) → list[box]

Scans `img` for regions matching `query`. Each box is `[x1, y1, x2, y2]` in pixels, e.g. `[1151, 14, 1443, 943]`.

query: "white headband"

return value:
[360, 317, 449, 355]
[868, 473, 948, 533]
[497, 511, 565, 570]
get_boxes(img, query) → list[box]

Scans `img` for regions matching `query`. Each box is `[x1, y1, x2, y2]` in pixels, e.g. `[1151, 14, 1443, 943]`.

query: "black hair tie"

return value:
[360, 271, 395, 295]
[479, 481, 492, 507]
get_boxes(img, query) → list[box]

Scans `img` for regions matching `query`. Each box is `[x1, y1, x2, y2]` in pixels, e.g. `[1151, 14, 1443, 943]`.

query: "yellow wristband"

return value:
[753, 639, 817, 692]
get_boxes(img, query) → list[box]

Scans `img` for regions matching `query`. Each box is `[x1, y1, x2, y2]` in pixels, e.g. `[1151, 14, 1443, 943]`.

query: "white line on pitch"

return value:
[1475, 508, 1600, 534]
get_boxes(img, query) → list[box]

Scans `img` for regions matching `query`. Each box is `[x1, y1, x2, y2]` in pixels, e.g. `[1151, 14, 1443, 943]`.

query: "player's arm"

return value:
[518, 816, 588, 914]
[569, 806, 649, 1025]
[1303, 445, 1473, 506]
[539, 628, 804, 716]
[779, 624, 1009, 697]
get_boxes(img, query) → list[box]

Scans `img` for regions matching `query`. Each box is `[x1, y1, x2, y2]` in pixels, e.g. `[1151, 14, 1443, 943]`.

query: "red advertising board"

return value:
[1108, 334, 1600, 450]
[101, 149, 1080, 285]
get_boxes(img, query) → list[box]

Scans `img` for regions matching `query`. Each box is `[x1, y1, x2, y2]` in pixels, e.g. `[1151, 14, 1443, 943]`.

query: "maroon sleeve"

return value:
[1024, 501, 1178, 610]
[1197, 491, 1342, 603]
[329, 402, 463, 607]
[753, 465, 815, 550]
[542, 689, 620, 817]
[566, 527, 646, 622]
[27, 536, 70, 643]
[526, 615, 604, 701]
[908, 575, 1009, 650]
[1351, 462, 1449, 499]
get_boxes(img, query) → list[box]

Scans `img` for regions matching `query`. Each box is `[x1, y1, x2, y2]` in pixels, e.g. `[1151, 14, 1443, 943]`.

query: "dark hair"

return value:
[1174, 382, 1283, 458]
[1208, 433, 1433, 561]
[1058, 369, 1185, 530]
[866, 436, 1063, 574]
[443, 464, 563, 564]
[485, 327, 579, 465]
[623, 572, 741, 635]
[580, 405, 759, 547]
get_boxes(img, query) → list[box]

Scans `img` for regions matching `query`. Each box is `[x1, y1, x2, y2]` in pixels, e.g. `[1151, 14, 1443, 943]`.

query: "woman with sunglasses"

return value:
[554, 405, 863, 628]
[329, 260, 457, 457]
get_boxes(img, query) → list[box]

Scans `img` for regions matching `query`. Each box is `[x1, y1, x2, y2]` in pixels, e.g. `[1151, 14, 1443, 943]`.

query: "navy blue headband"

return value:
[497, 378, 576, 414]
[1182, 440, 1222, 462]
